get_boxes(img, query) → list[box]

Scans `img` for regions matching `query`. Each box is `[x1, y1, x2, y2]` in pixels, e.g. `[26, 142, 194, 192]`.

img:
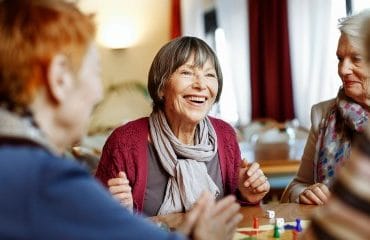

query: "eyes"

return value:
[337, 54, 364, 64]
[178, 68, 217, 79]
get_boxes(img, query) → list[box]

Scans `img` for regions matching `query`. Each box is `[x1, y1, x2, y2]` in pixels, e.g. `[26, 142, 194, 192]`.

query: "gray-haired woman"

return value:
[96, 36, 270, 216]
[281, 10, 370, 205]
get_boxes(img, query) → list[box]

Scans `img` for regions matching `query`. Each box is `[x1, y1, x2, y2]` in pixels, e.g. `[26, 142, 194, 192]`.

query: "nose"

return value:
[192, 74, 207, 90]
[338, 58, 353, 76]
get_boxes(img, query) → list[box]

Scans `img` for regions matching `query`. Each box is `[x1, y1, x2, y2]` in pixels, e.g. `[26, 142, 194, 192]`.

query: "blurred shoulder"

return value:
[311, 98, 336, 114]
[0, 144, 88, 188]
[310, 98, 336, 128]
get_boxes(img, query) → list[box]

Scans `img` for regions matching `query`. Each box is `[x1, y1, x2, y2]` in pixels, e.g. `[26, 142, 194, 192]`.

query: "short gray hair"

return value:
[363, 15, 370, 64]
[148, 36, 223, 111]
[339, 9, 370, 51]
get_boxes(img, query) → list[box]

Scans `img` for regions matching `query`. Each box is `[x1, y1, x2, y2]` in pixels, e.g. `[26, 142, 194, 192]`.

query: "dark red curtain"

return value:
[170, 0, 181, 39]
[249, 0, 295, 121]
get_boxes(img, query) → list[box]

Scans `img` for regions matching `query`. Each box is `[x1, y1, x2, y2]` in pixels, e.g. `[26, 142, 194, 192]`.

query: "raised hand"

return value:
[177, 192, 243, 240]
[107, 171, 133, 210]
[238, 161, 270, 203]
[299, 183, 330, 205]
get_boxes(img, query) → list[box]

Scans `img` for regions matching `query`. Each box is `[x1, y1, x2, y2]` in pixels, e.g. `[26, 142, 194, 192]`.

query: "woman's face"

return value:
[337, 34, 370, 104]
[162, 55, 218, 126]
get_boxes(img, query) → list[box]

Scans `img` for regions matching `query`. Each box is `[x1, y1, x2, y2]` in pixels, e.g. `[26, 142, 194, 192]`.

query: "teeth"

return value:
[188, 96, 206, 102]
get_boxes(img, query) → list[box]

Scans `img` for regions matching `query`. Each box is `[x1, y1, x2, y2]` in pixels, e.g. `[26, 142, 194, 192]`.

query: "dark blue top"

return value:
[0, 142, 184, 240]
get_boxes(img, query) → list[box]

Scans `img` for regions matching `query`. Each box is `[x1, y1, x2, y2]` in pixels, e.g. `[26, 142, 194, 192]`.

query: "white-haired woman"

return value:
[281, 10, 370, 204]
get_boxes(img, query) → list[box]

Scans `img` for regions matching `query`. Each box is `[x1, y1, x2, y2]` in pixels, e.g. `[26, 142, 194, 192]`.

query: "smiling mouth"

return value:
[344, 80, 361, 86]
[184, 95, 207, 104]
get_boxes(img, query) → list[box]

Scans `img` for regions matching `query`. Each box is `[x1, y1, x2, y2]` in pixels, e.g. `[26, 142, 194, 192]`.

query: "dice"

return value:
[265, 210, 275, 219]
[275, 218, 285, 228]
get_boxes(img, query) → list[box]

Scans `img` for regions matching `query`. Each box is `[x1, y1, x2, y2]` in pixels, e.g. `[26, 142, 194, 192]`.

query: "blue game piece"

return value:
[295, 218, 303, 232]
[284, 224, 295, 230]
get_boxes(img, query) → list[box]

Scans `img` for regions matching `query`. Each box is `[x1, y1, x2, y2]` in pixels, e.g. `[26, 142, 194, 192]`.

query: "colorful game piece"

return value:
[275, 218, 285, 229]
[253, 217, 259, 229]
[293, 230, 298, 240]
[295, 218, 303, 232]
[265, 210, 275, 219]
[283, 224, 295, 230]
[273, 224, 280, 238]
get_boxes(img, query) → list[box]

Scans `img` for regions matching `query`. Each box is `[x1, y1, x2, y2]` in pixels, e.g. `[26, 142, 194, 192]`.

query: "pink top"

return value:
[95, 116, 242, 212]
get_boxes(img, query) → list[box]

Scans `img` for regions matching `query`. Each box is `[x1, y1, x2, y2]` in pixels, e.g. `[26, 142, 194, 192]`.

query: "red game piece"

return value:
[253, 217, 259, 229]
[293, 230, 298, 240]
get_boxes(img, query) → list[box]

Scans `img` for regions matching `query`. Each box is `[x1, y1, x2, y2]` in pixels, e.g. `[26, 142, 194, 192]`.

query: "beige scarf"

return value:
[149, 111, 219, 215]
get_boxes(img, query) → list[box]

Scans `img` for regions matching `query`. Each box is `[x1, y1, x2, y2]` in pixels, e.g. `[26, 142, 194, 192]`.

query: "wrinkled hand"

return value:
[107, 171, 133, 210]
[299, 183, 330, 205]
[238, 161, 270, 203]
[177, 192, 243, 240]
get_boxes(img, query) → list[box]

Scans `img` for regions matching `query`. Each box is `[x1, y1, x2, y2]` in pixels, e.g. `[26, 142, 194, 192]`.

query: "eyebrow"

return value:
[181, 64, 215, 71]
[181, 64, 195, 69]
[204, 67, 216, 72]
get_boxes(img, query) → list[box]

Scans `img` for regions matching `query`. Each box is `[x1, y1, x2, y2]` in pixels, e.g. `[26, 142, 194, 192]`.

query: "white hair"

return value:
[363, 15, 370, 63]
[339, 9, 370, 51]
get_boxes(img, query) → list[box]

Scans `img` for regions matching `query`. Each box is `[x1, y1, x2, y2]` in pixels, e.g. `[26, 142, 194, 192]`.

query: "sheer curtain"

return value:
[180, 0, 250, 126]
[215, 0, 251, 126]
[288, 0, 346, 128]
[180, 0, 206, 39]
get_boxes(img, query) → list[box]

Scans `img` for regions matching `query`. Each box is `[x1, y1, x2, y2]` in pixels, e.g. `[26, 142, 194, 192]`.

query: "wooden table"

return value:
[151, 203, 320, 230]
[259, 159, 300, 176]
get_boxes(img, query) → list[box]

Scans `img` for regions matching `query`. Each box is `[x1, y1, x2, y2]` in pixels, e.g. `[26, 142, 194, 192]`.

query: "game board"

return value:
[233, 220, 310, 240]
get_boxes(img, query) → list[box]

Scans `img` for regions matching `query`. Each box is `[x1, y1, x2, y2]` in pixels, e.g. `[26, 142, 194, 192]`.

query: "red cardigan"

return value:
[95, 117, 242, 212]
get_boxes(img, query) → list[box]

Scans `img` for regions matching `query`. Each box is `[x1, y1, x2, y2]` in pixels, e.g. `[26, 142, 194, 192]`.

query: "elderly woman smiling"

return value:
[95, 36, 270, 216]
[281, 10, 370, 205]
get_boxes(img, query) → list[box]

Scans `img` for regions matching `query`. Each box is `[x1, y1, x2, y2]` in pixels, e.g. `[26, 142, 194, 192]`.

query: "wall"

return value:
[78, 0, 171, 133]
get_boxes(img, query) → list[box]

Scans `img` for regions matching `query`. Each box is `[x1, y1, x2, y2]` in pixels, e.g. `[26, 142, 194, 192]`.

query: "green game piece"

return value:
[273, 224, 280, 238]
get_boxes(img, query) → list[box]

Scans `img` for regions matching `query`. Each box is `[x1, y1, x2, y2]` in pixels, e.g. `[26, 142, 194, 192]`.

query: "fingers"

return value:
[211, 195, 236, 217]
[215, 201, 240, 224]
[246, 162, 260, 177]
[109, 184, 132, 194]
[225, 213, 243, 240]
[299, 184, 331, 205]
[318, 183, 330, 198]
[254, 179, 270, 193]
[178, 192, 212, 236]
[248, 173, 268, 189]
[207, 196, 241, 239]
[118, 171, 127, 179]
[107, 171, 129, 186]
[190, 193, 241, 240]
[106, 171, 133, 209]
[311, 187, 328, 203]
[114, 192, 133, 201]
[299, 193, 314, 204]
[243, 163, 268, 190]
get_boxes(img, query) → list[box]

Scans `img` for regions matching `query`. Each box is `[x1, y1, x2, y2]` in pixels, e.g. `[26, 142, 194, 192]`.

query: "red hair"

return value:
[0, 0, 95, 110]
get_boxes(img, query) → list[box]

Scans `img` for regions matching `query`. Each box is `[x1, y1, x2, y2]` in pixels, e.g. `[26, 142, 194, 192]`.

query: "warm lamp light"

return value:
[97, 16, 138, 49]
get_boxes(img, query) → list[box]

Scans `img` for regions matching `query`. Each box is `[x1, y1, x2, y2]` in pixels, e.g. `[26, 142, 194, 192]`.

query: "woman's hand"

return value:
[299, 183, 330, 205]
[177, 192, 243, 240]
[107, 171, 133, 210]
[238, 161, 270, 203]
